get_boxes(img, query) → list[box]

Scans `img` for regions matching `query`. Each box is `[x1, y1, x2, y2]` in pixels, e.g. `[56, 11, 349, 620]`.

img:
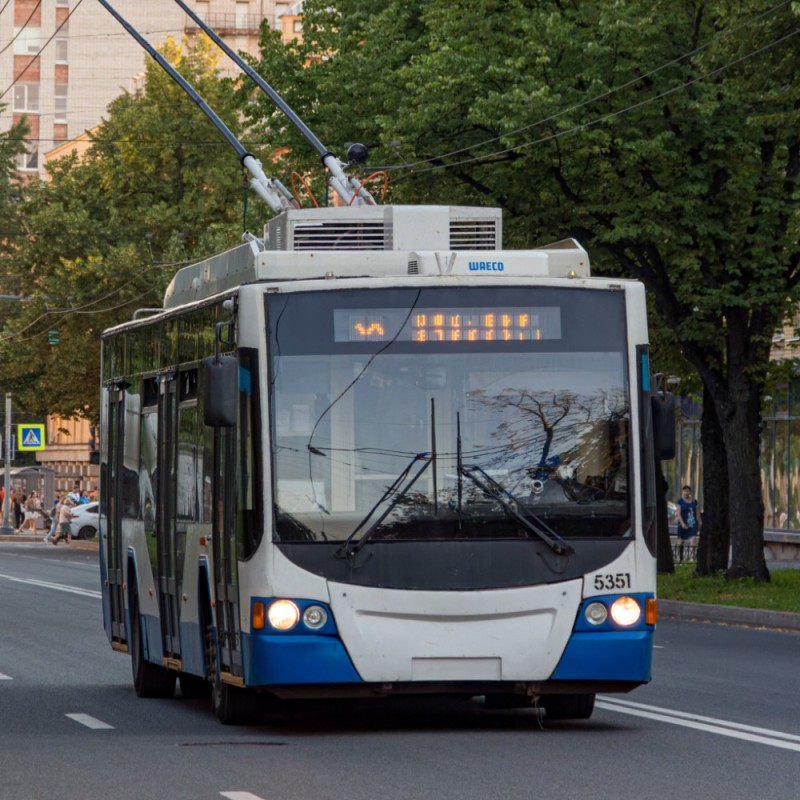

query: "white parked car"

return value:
[69, 502, 99, 540]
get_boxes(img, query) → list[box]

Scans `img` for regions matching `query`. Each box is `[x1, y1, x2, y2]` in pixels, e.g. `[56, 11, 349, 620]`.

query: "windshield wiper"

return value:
[336, 452, 433, 559]
[459, 464, 575, 557]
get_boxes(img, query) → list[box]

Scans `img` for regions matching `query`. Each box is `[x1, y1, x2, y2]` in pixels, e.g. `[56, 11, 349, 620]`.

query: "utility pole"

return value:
[1, 393, 14, 534]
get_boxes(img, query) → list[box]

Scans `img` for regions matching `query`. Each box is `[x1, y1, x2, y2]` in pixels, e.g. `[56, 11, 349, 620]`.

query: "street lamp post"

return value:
[1, 393, 14, 534]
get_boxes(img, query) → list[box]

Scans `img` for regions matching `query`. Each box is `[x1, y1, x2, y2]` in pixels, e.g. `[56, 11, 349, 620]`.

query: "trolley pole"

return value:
[1, 393, 14, 534]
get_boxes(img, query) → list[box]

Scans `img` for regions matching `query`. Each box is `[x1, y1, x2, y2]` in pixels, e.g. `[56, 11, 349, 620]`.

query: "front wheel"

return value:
[130, 596, 176, 698]
[212, 672, 251, 724]
[77, 526, 96, 540]
[541, 693, 595, 720]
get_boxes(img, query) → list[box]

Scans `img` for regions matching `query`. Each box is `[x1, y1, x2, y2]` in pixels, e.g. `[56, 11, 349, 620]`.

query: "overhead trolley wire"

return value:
[372, 0, 795, 175]
[389, 21, 800, 181]
[0, 0, 41, 58]
[0, 0, 84, 101]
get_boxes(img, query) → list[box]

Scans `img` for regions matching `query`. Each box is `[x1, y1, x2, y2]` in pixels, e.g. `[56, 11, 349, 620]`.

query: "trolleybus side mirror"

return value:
[204, 321, 237, 427]
[204, 354, 237, 427]
[651, 391, 676, 461]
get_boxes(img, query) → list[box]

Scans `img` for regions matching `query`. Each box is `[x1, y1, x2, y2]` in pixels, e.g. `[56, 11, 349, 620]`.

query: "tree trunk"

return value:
[696, 388, 730, 575]
[655, 458, 674, 573]
[718, 381, 769, 582]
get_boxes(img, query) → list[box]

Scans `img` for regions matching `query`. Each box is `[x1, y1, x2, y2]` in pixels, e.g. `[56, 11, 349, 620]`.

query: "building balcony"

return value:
[184, 12, 275, 35]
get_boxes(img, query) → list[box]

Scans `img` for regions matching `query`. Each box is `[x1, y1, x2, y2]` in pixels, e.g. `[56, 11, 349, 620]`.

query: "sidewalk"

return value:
[0, 531, 98, 551]
[2, 532, 799, 631]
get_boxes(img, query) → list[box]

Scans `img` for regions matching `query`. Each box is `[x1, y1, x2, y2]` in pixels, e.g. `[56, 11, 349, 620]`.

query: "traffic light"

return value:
[48, 329, 59, 345]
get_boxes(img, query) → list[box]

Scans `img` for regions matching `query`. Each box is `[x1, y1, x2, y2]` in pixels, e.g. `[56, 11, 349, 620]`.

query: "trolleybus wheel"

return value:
[130, 596, 177, 698]
[212, 671, 249, 724]
[541, 693, 595, 720]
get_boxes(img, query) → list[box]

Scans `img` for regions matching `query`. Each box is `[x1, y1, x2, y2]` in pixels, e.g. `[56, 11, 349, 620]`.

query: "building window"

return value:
[13, 84, 39, 113]
[56, 0, 70, 6]
[13, 26, 42, 56]
[293, 19, 302, 33]
[55, 38, 68, 64]
[55, 84, 68, 123]
[195, 0, 209, 22]
[235, 1, 250, 28]
[16, 148, 39, 172]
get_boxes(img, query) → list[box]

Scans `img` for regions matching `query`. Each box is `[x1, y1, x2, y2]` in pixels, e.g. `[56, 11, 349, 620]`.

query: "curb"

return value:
[659, 599, 800, 632]
[0, 534, 98, 551]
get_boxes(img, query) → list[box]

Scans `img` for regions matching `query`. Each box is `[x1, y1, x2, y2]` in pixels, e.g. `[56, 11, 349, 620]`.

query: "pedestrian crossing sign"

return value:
[18, 424, 46, 451]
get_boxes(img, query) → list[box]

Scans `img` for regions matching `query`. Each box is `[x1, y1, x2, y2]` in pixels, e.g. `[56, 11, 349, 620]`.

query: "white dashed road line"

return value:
[65, 713, 114, 730]
[220, 793, 266, 800]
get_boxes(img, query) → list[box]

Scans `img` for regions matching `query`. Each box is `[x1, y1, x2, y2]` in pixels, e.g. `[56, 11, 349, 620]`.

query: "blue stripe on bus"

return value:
[241, 633, 362, 684]
[550, 629, 653, 682]
[641, 353, 650, 392]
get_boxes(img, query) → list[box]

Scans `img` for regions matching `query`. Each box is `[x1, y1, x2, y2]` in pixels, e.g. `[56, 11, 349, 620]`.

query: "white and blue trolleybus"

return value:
[99, 203, 675, 724]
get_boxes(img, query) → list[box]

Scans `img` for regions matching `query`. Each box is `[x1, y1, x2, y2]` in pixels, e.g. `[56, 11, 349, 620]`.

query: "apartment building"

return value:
[0, 0, 294, 179]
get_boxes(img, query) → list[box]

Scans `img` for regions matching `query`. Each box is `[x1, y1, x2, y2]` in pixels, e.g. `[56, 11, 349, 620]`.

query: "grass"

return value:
[657, 563, 800, 613]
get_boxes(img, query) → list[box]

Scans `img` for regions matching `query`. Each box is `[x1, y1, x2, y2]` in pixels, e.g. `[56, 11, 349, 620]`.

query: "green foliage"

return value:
[0, 37, 246, 421]
[0, 112, 29, 253]
[240, 0, 800, 578]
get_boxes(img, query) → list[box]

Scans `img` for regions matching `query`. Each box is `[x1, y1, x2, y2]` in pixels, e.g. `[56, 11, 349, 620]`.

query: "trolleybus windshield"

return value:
[268, 286, 631, 544]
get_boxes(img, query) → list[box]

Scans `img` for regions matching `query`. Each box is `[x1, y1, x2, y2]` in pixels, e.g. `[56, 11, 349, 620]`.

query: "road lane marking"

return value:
[220, 793, 266, 800]
[66, 713, 114, 730]
[0, 672, 12, 680]
[0, 573, 101, 598]
[597, 696, 800, 752]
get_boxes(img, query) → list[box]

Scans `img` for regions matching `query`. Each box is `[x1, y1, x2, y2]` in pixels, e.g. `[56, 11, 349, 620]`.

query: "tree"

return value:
[0, 37, 248, 421]
[0, 111, 28, 252]
[239, 0, 800, 580]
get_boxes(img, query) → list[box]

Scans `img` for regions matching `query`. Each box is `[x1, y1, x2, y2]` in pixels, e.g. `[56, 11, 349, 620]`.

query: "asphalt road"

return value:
[1, 542, 798, 800]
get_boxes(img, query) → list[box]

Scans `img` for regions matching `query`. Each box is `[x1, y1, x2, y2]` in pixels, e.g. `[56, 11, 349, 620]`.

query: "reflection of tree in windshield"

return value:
[465, 386, 629, 499]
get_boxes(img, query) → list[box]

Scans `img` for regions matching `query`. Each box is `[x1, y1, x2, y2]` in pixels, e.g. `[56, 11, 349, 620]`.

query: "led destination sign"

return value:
[334, 307, 561, 343]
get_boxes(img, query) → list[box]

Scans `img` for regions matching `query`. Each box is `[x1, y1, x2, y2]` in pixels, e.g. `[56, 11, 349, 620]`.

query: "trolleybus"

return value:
[99, 202, 674, 723]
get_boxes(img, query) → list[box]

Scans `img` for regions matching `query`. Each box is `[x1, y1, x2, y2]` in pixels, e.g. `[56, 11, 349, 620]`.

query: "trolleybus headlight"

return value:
[610, 596, 641, 627]
[302, 605, 328, 630]
[584, 602, 608, 626]
[267, 599, 300, 631]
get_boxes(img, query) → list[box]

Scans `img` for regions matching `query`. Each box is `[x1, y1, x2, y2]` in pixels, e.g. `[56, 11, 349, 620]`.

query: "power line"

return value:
[0, 260, 179, 344]
[369, 0, 795, 173]
[391, 23, 800, 180]
[0, 0, 42, 58]
[0, 0, 85, 102]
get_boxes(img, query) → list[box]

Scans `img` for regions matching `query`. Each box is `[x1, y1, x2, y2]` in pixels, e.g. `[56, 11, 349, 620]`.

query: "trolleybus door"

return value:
[212, 424, 242, 678]
[156, 373, 181, 659]
[105, 384, 127, 647]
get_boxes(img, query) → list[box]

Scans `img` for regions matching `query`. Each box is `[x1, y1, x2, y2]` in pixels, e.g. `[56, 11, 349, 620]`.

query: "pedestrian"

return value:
[675, 485, 700, 562]
[67, 481, 81, 506]
[23, 490, 42, 533]
[12, 488, 24, 530]
[79, 490, 91, 505]
[89, 485, 99, 502]
[44, 495, 61, 544]
[52, 497, 74, 545]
